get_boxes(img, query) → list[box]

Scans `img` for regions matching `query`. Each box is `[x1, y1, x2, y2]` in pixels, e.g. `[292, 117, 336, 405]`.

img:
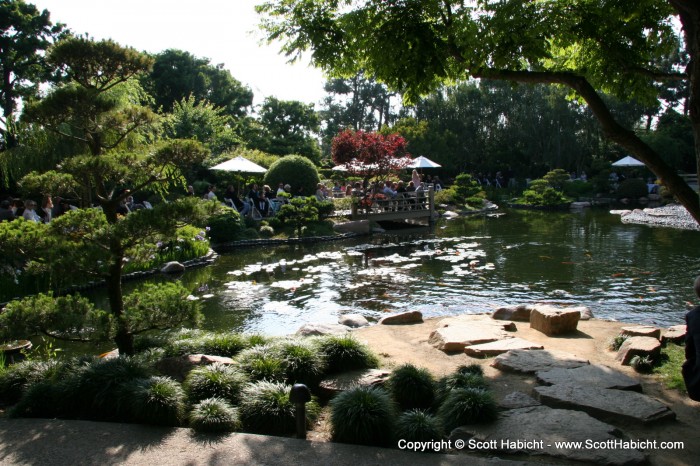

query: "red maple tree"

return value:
[331, 129, 411, 182]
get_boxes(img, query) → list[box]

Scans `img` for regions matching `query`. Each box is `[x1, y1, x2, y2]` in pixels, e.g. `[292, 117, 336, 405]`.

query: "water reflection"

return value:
[175, 208, 700, 335]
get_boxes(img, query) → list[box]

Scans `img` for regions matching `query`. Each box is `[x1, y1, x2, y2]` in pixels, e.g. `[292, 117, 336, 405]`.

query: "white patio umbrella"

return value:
[612, 156, 644, 167]
[211, 155, 267, 173]
[410, 155, 441, 169]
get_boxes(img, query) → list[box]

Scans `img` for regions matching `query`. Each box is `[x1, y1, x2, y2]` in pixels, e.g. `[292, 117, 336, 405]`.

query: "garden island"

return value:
[0, 1, 699, 465]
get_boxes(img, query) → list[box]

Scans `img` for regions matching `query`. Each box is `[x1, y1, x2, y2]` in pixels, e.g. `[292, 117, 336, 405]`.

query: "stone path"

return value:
[464, 338, 543, 357]
[491, 349, 589, 374]
[536, 364, 642, 391]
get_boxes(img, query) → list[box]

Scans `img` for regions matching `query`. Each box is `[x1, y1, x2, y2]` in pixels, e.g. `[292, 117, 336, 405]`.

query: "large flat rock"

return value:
[620, 325, 661, 339]
[464, 338, 543, 357]
[534, 384, 675, 424]
[536, 364, 642, 391]
[429, 323, 513, 352]
[661, 325, 686, 344]
[450, 406, 646, 465]
[492, 349, 589, 374]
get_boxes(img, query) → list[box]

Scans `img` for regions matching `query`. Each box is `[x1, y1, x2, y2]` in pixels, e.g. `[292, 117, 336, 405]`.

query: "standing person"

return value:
[187, 185, 196, 197]
[683, 276, 700, 401]
[411, 169, 421, 188]
[38, 196, 53, 223]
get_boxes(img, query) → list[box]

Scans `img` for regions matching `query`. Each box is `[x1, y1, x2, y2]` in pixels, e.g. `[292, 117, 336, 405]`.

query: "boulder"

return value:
[492, 349, 589, 374]
[318, 369, 391, 399]
[534, 383, 675, 424]
[661, 325, 686, 344]
[429, 322, 513, 352]
[296, 323, 352, 336]
[464, 337, 544, 357]
[620, 325, 661, 340]
[155, 354, 235, 382]
[491, 305, 532, 321]
[536, 364, 641, 391]
[379, 310, 423, 325]
[338, 313, 369, 328]
[530, 305, 580, 335]
[615, 336, 661, 365]
[450, 406, 646, 465]
[160, 261, 185, 274]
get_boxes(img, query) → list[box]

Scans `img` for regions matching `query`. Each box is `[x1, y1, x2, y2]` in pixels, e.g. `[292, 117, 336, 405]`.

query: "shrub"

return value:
[183, 363, 248, 404]
[236, 345, 286, 382]
[0, 359, 62, 405]
[630, 355, 655, 374]
[316, 335, 379, 374]
[562, 180, 594, 199]
[330, 386, 396, 446]
[542, 168, 570, 190]
[189, 397, 242, 433]
[263, 155, 320, 197]
[395, 409, 445, 445]
[259, 225, 275, 238]
[608, 334, 629, 351]
[9, 379, 66, 418]
[616, 178, 648, 199]
[387, 364, 435, 410]
[456, 364, 484, 376]
[453, 173, 485, 201]
[239, 380, 320, 435]
[206, 207, 243, 243]
[434, 371, 488, 406]
[274, 339, 326, 387]
[129, 376, 187, 426]
[165, 332, 250, 357]
[438, 388, 498, 432]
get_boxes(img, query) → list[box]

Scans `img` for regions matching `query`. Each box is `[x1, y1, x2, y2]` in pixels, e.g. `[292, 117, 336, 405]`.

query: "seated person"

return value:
[315, 183, 327, 201]
[382, 180, 397, 198]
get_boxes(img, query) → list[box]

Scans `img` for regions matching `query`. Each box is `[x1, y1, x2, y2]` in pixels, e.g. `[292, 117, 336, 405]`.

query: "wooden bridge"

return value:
[349, 187, 437, 224]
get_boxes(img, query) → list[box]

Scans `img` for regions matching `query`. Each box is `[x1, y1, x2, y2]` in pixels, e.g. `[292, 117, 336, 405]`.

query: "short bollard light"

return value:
[289, 383, 312, 439]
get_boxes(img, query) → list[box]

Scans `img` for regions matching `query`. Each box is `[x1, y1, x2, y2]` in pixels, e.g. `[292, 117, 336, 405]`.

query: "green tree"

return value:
[19, 37, 218, 355]
[0, 0, 64, 149]
[257, 0, 700, 224]
[144, 49, 253, 118]
[251, 97, 321, 161]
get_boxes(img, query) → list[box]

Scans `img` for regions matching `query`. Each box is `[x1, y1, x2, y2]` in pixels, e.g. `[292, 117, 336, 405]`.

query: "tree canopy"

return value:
[257, 0, 700, 223]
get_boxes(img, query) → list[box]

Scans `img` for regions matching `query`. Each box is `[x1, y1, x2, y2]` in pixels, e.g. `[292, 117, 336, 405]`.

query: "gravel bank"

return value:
[611, 204, 700, 231]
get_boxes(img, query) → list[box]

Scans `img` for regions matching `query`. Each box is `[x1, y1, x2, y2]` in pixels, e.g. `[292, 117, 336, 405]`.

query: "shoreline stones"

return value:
[620, 325, 661, 339]
[530, 306, 580, 335]
[338, 314, 369, 328]
[160, 261, 185, 274]
[662, 325, 686, 344]
[615, 336, 661, 365]
[379, 310, 423, 325]
[429, 317, 515, 352]
[296, 323, 352, 336]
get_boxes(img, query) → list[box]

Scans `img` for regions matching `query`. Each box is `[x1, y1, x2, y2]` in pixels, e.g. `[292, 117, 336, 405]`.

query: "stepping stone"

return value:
[492, 349, 589, 374]
[429, 322, 513, 352]
[615, 336, 661, 365]
[338, 313, 369, 328]
[661, 325, 686, 344]
[318, 369, 391, 399]
[620, 325, 661, 339]
[530, 306, 580, 335]
[450, 406, 646, 465]
[499, 391, 541, 410]
[536, 365, 642, 391]
[464, 337, 543, 357]
[379, 310, 423, 325]
[534, 383, 675, 424]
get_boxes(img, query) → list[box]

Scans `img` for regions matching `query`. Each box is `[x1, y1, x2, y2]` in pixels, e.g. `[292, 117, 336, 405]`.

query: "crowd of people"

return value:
[0, 195, 76, 223]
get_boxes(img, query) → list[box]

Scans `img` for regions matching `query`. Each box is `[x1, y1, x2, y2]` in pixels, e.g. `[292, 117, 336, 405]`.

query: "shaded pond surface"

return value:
[165, 207, 700, 336]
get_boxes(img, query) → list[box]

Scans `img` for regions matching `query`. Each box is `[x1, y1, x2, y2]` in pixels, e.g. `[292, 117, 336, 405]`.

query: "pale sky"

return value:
[31, 0, 328, 106]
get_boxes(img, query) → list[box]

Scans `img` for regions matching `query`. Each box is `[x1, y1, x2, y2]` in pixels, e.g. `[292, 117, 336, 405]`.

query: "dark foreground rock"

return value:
[450, 405, 646, 465]
[536, 364, 642, 391]
[534, 384, 675, 424]
[492, 349, 589, 374]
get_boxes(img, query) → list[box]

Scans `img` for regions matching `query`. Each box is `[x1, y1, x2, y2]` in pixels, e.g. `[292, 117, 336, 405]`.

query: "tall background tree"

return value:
[257, 0, 700, 223]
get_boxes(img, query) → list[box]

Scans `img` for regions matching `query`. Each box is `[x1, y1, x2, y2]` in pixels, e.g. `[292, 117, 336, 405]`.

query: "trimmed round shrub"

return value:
[456, 364, 484, 376]
[434, 371, 488, 407]
[274, 339, 326, 387]
[129, 376, 187, 426]
[183, 363, 248, 404]
[239, 380, 320, 435]
[438, 388, 498, 433]
[206, 207, 243, 244]
[395, 409, 445, 445]
[236, 345, 286, 382]
[330, 386, 397, 446]
[189, 397, 241, 433]
[387, 364, 435, 410]
[316, 335, 379, 374]
[263, 155, 320, 198]
[9, 379, 66, 418]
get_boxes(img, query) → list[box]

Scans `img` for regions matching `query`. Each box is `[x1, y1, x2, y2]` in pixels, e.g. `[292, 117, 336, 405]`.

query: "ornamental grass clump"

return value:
[395, 409, 445, 446]
[189, 397, 242, 433]
[387, 364, 435, 410]
[165, 332, 250, 358]
[183, 363, 248, 404]
[274, 339, 326, 387]
[236, 345, 286, 382]
[438, 388, 498, 433]
[330, 386, 397, 447]
[239, 380, 320, 435]
[128, 376, 187, 426]
[316, 335, 379, 374]
[0, 359, 63, 406]
[434, 370, 488, 407]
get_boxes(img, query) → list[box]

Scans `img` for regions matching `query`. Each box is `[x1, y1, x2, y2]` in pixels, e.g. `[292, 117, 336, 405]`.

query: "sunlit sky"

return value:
[31, 0, 328, 106]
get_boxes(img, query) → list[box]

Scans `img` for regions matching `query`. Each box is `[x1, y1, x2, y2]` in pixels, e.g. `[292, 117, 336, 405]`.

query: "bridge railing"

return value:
[350, 187, 435, 220]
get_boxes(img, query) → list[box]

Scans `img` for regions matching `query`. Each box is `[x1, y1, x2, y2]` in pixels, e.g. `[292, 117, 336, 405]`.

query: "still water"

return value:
[170, 207, 700, 335]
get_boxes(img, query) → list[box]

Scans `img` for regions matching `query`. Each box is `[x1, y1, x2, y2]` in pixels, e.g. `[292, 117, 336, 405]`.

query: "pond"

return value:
[164, 207, 700, 336]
